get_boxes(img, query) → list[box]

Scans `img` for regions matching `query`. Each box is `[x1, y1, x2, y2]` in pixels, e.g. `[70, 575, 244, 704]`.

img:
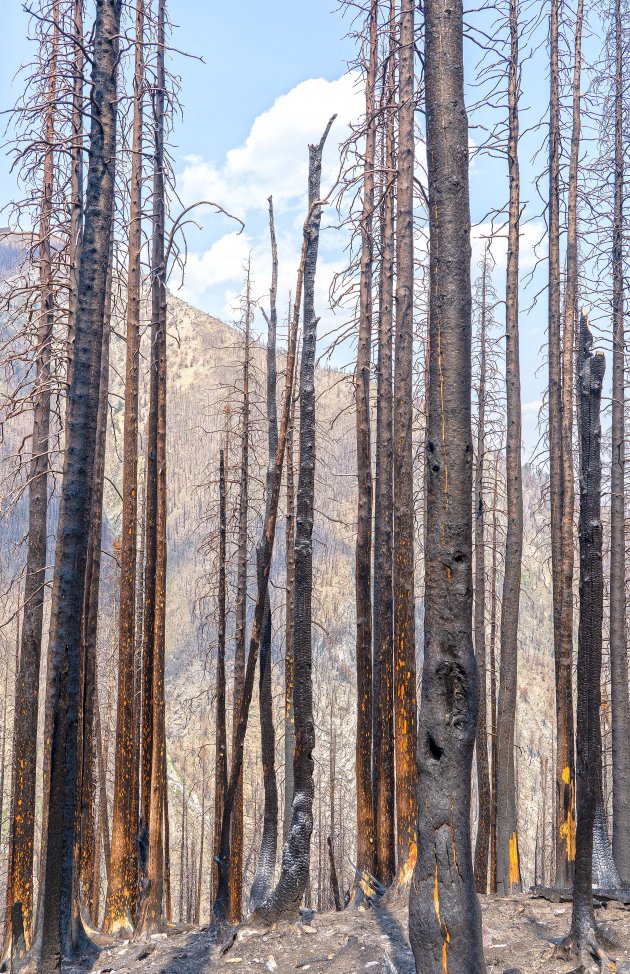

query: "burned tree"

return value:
[409, 0, 486, 971]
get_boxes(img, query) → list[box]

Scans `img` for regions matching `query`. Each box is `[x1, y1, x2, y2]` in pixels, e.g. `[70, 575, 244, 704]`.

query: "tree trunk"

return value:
[6, 3, 59, 948]
[38, 1, 121, 966]
[558, 315, 607, 967]
[354, 0, 377, 887]
[250, 200, 280, 913]
[105, 0, 145, 934]
[609, 0, 630, 888]
[372, 0, 396, 892]
[495, 0, 523, 897]
[135, 0, 167, 935]
[548, 0, 576, 890]
[410, 1, 486, 971]
[228, 264, 252, 924]
[473, 247, 491, 894]
[284, 394, 296, 845]
[393, 0, 418, 883]
[212, 447, 228, 901]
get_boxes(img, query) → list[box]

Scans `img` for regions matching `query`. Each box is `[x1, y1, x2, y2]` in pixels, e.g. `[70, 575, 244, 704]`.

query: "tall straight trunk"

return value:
[609, 0, 630, 887]
[66, 0, 84, 395]
[354, 0, 376, 884]
[548, 0, 576, 889]
[373, 2, 396, 887]
[212, 448, 228, 900]
[250, 200, 280, 912]
[0, 644, 10, 868]
[473, 248, 491, 893]
[196, 765, 206, 924]
[5, 4, 59, 948]
[561, 315, 606, 964]
[489, 457, 500, 893]
[38, 1, 122, 967]
[212, 125, 323, 923]
[254, 120, 332, 925]
[228, 265, 252, 924]
[284, 387, 296, 844]
[135, 0, 167, 935]
[76, 250, 113, 929]
[393, 0, 418, 883]
[328, 718, 342, 911]
[495, 0, 523, 897]
[105, 1, 145, 934]
[410, 1, 486, 972]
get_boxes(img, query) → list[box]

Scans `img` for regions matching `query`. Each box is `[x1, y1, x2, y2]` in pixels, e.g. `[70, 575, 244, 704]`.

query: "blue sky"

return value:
[0, 2, 615, 458]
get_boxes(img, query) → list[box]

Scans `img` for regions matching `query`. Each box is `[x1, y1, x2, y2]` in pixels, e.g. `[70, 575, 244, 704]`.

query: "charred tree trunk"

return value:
[38, 0, 122, 967]
[548, 0, 576, 890]
[410, 1, 486, 971]
[228, 265, 252, 924]
[354, 0, 377, 887]
[105, 0, 145, 934]
[473, 248, 491, 894]
[212, 447, 228, 901]
[250, 200, 280, 913]
[372, 0, 396, 891]
[393, 0, 418, 884]
[557, 316, 608, 969]
[6, 4, 59, 948]
[135, 0, 167, 935]
[495, 0, 523, 897]
[609, 0, 630, 887]
[284, 394, 296, 845]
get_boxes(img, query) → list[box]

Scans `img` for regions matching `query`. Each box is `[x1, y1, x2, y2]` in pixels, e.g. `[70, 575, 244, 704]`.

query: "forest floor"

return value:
[81, 892, 630, 974]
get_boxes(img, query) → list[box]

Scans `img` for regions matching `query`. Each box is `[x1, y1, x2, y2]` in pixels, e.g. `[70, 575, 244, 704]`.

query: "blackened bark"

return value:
[135, 0, 167, 935]
[250, 200, 280, 913]
[212, 448, 228, 901]
[228, 265, 252, 924]
[251, 119, 334, 926]
[38, 0, 122, 967]
[473, 249, 491, 894]
[609, 0, 630, 887]
[495, 0, 523, 897]
[548, 0, 576, 889]
[559, 315, 606, 966]
[106, 0, 145, 934]
[410, 1, 486, 971]
[6, 4, 58, 947]
[354, 0, 377, 885]
[284, 392, 296, 844]
[393, 0, 418, 882]
[489, 456, 499, 893]
[373, 1, 396, 888]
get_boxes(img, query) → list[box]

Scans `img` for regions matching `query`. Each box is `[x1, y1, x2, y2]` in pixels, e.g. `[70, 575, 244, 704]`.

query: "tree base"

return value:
[553, 922, 617, 973]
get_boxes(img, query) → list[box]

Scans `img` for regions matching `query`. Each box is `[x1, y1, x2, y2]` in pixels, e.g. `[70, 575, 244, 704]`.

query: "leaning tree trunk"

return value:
[5, 4, 59, 950]
[353, 0, 377, 888]
[557, 315, 609, 970]
[473, 248, 491, 894]
[409, 1, 486, 972]
[38, 1, 122, 968]
[253, 119, 334, 926]
[393, 0, 418, 884]
[105, 0, 145, 934]
[609, 0, 630, 888]
[495, 0, 523, 897]
[250, 199, 280, 913]
[372, 0, 396, 888]
[135, 0, 167, 936]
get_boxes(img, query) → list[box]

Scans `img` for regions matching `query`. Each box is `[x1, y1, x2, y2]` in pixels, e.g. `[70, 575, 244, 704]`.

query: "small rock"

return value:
[301, 924, 318, 934]
[266, 957, 278, 972]
[553, 909, 566, 916]
[503, 969, 524, 974]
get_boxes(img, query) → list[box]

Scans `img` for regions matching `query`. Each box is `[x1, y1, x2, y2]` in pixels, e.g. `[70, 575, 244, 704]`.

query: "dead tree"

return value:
[284, 391, 296, 845]
[105, 0, 145, 935]
[473, 246, 491, 894]
[250, 200, 280, 913]
[495, 0, 524, 897]
[38, 0, 122, 966]
[212, 445, 228, 901]
[410, 0, 486, 971]
[372, 0, 396, 888]
[556, 315, 609, 971]
[354, 0, 377, 886]
[609, 0, 630, 887]
[393, 0, 418, 883]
